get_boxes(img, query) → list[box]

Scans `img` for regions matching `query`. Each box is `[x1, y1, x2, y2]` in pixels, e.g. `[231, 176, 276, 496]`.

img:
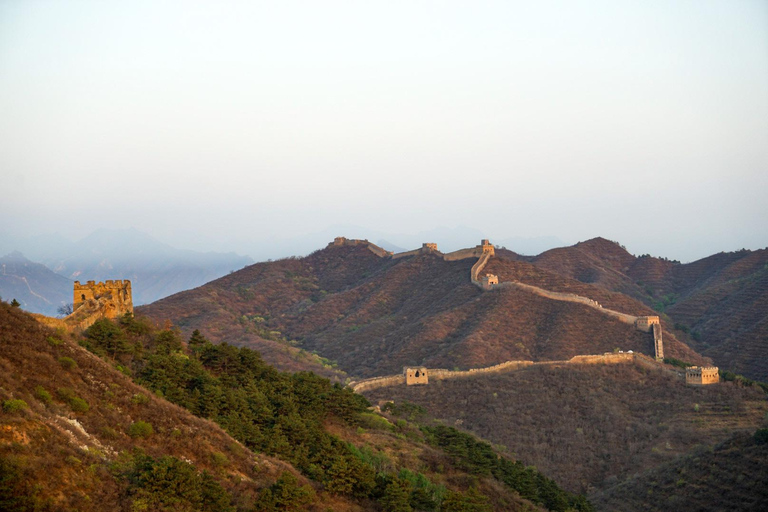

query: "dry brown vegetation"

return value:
[524, 238, 768, 381]
[362, 362, 768, 498]
[0, 301, 342, 511]
[140, 243, 701, 378]
[591, 430, 768, 511]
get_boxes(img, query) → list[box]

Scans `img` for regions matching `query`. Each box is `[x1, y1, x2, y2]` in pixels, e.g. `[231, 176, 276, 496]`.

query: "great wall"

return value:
[330, 237, 715, 390]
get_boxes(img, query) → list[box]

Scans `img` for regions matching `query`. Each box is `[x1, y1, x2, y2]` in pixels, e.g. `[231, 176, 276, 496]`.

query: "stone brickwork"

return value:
[685, 366, 719, 385]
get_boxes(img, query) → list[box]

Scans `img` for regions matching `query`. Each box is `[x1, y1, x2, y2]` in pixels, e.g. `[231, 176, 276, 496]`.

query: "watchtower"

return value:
[479, 239, 495, 256]
[404, 367, 428, 385]
[73, 280, 133, 319]
[481, 274, 499, 290]
[685, 366, 719, 386]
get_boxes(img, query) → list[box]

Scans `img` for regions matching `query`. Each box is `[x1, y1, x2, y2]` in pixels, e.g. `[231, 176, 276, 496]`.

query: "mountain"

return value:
[139, 240, 703, 378]
[524, 238, 768, 381]
[0, 251, 72, 316]
[0, 228, 253, 311]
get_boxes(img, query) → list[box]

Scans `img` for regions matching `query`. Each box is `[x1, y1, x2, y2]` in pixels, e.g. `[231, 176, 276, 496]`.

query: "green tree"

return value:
[253, 472, 315, 512]
[380, 477, 413, 512]
[85, 318, 131, 358]
[10, 299, 20, 308]
[440, 487, 492, 512]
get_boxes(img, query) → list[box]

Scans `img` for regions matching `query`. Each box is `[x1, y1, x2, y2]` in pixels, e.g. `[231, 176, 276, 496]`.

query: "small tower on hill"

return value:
[73, 280, 133, 319]
[481, 274, 499, 290]
[404, 367, 428, 385]
[685, 366, 719, 385]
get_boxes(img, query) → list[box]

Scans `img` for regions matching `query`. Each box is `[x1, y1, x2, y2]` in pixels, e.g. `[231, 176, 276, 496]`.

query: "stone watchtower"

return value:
[481, 274, 499, 290]
[685, 366, 719, 385]
[404, 367, 428, 385]
[73, 280, 133, 319]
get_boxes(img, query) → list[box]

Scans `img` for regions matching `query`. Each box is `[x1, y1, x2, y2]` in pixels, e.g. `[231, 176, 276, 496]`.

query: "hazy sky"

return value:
[1, 0, 766, 262]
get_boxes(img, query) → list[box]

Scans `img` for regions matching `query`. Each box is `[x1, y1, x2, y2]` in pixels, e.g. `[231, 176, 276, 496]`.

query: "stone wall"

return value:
[348, 375, 406, 393]
[652, 323, 664, 360]
[347, 352, 681, 393]
[470, 252, 492, 284]
[329, 237, 393, 258]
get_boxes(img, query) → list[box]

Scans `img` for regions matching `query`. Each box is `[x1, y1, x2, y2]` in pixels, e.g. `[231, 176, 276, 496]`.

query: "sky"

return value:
[1, 0, 766, 263]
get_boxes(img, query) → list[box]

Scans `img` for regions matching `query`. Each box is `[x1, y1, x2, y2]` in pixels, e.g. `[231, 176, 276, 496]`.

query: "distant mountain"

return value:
[0, 228, 253, 311]
[0, 251, 72, 316]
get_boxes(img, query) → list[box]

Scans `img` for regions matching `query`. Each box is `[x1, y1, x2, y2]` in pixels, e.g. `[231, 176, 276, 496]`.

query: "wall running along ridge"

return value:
[331, 237, 664, 360]
[348, 352, 684, 393]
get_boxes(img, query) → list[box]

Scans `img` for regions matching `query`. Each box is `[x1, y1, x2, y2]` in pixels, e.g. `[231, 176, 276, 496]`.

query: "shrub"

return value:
[211, 452, 229, 468]
[34, 386, 52, 404]
[57, 388, 89, 413]
[46, 336, 62, 346]
[754, 429, 768, 445]
[131, 393, 150, 405]
[68, 397, 90, 413]
[101, 427, 119, 440]
[129, 421, 154, 438]
[58, 357, 77, 370]
[2, 399, 29, 413]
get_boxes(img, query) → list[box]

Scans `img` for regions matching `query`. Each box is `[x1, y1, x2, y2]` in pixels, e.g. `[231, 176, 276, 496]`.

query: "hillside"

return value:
[0, 301, 303, 511]
[362, 361, 768, 499]
[1, 301, 593, 511]
[592, 429, 768, 511]
[140, 242, 703, 378]
[526, 238, 768, 380]
[0, 251, 72, 316]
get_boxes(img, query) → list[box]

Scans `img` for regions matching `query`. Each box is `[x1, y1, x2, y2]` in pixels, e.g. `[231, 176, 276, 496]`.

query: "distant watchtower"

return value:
[481, 274, 499, 290]
[73, 280, 133, 319]
[685, 366, 719, 386]
[404, 367, 428, 385]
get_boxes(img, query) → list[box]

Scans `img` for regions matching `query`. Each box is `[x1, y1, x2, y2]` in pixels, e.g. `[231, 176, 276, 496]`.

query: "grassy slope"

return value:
[362, 362, 768, 499]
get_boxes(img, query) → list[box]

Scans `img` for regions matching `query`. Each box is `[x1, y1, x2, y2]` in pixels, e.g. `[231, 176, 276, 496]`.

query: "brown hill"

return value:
[527, 238, 768, 380]
[592, 429, 768, 511]
[0, 301, 303, 511]
[140, 242, 703, 379]
[361, 361, 768, 499]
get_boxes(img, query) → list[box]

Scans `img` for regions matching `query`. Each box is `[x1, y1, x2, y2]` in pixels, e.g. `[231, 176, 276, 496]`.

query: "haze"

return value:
[1, 0, 766, 263]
